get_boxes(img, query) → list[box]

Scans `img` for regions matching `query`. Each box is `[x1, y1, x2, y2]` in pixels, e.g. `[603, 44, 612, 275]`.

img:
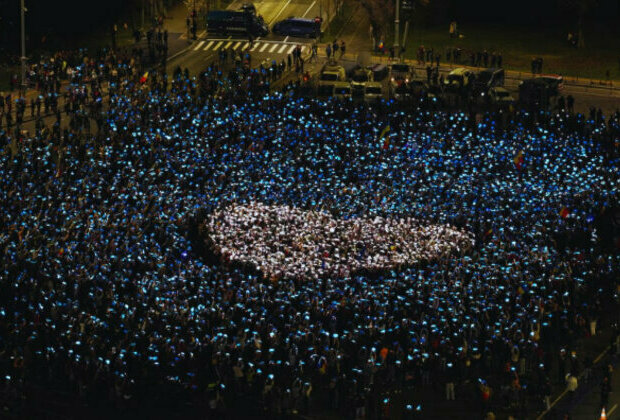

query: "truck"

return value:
[206, 10, 268, 37]
[519, 78, 554, 110]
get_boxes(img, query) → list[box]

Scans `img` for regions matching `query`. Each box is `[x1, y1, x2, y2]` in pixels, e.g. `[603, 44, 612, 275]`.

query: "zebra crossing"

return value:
[192, 39, 309, 56]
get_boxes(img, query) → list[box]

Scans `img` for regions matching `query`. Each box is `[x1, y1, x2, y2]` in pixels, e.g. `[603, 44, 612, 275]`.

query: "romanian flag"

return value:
[140, 71, 149, 84]
[559, 207, 570, 219]
[513, 150, 524, 170]
[379, 125, 390, 149]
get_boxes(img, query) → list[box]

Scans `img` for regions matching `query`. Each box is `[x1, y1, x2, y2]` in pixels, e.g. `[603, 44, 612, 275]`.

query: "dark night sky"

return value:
[0, 0, 128, 52]
[2, 0, 127, 32]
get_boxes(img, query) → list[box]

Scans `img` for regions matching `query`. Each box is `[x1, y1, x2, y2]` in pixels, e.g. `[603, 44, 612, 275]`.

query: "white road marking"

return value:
[302, 0, 317, 17]
[284, 36, 289, 43]
[199, 38, 312, 56]
[609, 403, 618, 417]
[270, 0, 293, 25]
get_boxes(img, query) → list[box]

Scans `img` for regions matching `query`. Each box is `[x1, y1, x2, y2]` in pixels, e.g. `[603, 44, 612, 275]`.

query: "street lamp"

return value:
[394, 0, 400, 51]
[20, 0, 27, 95]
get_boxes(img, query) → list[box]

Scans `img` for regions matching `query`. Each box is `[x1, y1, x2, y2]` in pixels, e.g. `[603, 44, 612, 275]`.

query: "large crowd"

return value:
[202, 202, 474, 280]
[0, 45, 619, 419]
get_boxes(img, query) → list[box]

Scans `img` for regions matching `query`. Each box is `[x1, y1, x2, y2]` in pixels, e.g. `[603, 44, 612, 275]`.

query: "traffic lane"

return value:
[256, 0, 297, 26]
[561, 353, 619, 420]
[503, 78, 620, 99]
[264, 0, 321, 27]
[498, 84, 620, 114]
[279, 0, 320, 21]
[568, 91, 620, 115]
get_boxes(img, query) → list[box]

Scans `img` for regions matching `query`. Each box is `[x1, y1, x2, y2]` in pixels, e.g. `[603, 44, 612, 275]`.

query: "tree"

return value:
[358, 0, 429, 47]
[184, 0, 209, 15]
[559, 0, 598, 48]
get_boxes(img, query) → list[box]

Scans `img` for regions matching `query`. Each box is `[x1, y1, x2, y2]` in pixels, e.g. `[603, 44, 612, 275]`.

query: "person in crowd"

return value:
[0, 43, 618, 420]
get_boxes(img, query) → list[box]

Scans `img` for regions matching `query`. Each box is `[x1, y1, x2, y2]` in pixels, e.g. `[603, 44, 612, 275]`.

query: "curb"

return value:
[368, 55, 620, 93]
[167, 40, 196, 63]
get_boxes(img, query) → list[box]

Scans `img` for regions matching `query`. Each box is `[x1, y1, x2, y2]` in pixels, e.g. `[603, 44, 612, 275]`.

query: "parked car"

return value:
[391, 82, 412, 101]
[333, 82, 352, 100]
[486, 87, 515, 107]
[317, 64, 345, 97]
[536, 74, 564, 94]
[351, 68, 373, 96]
[519, 78, 555, 109]
[317, 64, 346, 91]
[389, 63, 414, 83]
[408, 79, 430, 97]
[317, 83, 334, 98]
[473, 68, 504, 96]
[363, 82, 383, 103]
[443, 67, 475, 91]
[272, 17, 321, 38]
[320, 63, 346, 81]
[369, 63, 388, 82]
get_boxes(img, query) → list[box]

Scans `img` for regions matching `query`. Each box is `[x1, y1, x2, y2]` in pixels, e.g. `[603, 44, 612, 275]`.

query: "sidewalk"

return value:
[0, 3, 194, 138]
[371, 54, 620, 93]
[305, 42, 619, 95]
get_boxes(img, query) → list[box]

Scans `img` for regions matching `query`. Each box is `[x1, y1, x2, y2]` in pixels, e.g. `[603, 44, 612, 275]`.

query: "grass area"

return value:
[395, 21, 620, 82]
[0, 67, 12, 92]
[321, 3, 358, 42]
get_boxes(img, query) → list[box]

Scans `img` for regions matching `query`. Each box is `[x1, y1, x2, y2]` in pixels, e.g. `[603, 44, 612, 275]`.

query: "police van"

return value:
[272, 17, 321, 38]
[206, 10, 268, 37]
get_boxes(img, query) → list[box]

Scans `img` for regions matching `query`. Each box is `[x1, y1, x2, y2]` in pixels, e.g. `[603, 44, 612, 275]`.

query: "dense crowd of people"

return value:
[0, 47, 146, 134]
[0, 44, 619, 419]
[203, 202, 474, 280]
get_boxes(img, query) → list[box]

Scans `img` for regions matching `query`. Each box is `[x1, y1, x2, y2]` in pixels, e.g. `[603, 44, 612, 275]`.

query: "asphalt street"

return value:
[167, 0, 325, 78]
[168, 0, 619, 116]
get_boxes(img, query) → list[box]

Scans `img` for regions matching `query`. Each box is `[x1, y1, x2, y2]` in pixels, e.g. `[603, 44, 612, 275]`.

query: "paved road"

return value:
[558, 349, 619, 420]
[169, 0, 619, 116]
[168, 0, 324, 78]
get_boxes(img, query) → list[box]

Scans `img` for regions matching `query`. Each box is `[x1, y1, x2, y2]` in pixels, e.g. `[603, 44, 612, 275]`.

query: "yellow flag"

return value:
[379, 124, 390, 140]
